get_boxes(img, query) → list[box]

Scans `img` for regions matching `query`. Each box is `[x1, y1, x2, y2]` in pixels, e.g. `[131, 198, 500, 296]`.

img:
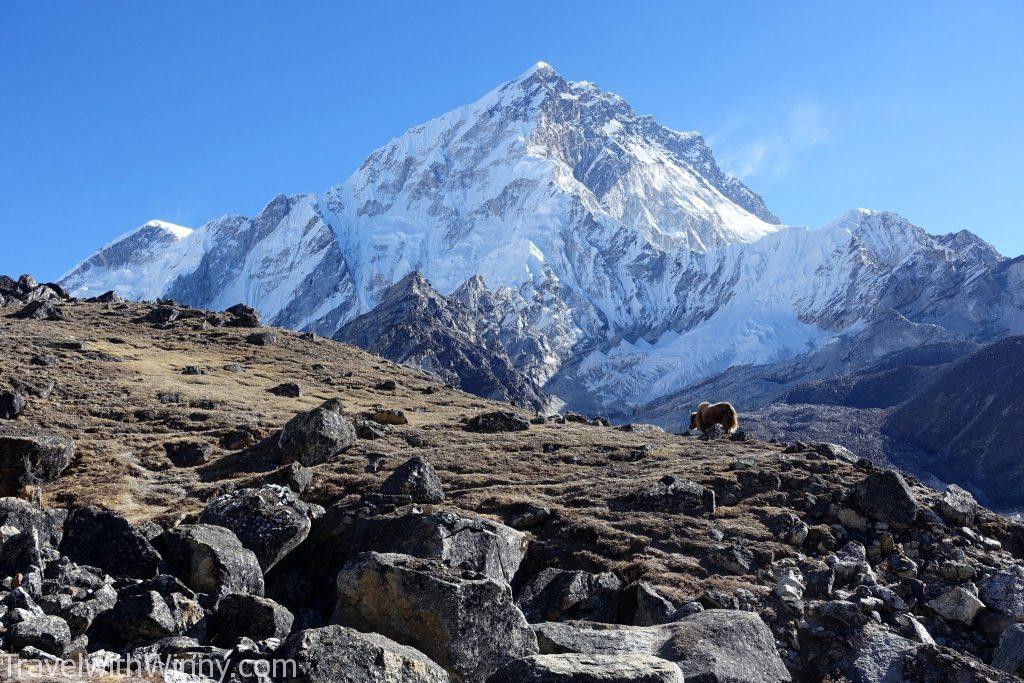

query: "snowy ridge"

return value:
[59, 64, 1024, 413]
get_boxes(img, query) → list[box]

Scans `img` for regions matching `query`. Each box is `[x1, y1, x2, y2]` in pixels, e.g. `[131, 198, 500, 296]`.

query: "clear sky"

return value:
[2, 1, 1022, 280]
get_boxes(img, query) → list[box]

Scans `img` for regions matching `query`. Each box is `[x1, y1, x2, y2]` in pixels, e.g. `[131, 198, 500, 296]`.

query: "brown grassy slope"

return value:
[1, 299, 1014, 606]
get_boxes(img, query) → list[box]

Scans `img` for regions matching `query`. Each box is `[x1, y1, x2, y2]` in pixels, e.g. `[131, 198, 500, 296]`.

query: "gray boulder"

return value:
[0, 434, 74, 496]
[928, 586, 984, 625]
[980, 565, 1024, 620]
[993, 623, 1024, 676]
[210, 593, 294, 646]
[488, 653, 684, 682]
[517, 568, 623, 623]
[279, 400, 357, 466]
[853, 469, 919, 527]
[59, 506, 161, 579]
[938, 485, 980, 526]
[279, 625, 449, 682]
[534, 610, 790, 683]
[465, 411, 530, 433]
[200, 484, 311, 571]
[845, 625, 918, 683]
[380, 455, 445, 503]
[0, 389, 27, 419]
[332, 551, 538, 682]
[8, 615, 72, 658]
[156, 523, 264, 597]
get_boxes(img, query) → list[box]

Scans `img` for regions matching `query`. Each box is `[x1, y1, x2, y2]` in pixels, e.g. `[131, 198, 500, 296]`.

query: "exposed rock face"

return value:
[278, 400, 357, 466]
[59, 506, 161, 579]
[156, 523, 265, 597]
[489, 653, 685, 682]
[279, 625, 450, 683]
[199, 484, 311, 571]
[517, 568, 623, 623]
[332, 551, 538, 682]
[0, 434, 74, 495]
[336, 273, 548, 410]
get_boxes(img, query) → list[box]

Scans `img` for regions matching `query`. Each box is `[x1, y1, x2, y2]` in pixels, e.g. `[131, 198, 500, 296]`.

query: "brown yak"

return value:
[689, 401, 739, 434]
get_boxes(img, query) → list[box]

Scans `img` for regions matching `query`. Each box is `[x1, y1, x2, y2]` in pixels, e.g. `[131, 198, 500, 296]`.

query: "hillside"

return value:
[2, 281, 1024, 681]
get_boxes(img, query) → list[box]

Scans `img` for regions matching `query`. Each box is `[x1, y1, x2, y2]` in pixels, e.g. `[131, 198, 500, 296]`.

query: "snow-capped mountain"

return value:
[60, 63, 1024, 416]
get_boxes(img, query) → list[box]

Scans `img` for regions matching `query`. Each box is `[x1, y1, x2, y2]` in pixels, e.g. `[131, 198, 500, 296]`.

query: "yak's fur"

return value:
[689, 401, 739, 434]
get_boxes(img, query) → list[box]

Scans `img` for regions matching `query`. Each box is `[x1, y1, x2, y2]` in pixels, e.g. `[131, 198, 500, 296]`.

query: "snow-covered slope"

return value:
[60, 64, 1024, 414]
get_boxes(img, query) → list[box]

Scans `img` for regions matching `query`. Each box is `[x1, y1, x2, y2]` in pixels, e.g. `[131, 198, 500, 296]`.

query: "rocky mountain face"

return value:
[335, 271, 547, 409]
[3, 292, 1024, 681]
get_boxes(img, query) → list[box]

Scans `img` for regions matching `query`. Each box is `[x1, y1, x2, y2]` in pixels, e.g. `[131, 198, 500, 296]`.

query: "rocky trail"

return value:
[2, 275, 1024, 682]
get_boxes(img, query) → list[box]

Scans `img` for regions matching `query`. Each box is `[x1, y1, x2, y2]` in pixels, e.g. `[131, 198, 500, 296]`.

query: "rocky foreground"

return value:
[2, 275, 1024, 682]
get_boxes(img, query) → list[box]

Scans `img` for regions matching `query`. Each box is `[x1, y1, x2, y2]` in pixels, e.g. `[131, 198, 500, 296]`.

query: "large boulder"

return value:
[332, 552, 538, 682]
[938, 485, 980, 526]
[278, 399, 357, 466]
[199, 484, 311, 571]
[156, 523, 264, 597]
[59, 506, 161, 579]
[980, 565, 1024, 621]
[928, 586, 984, 625]
[7, 615, 73, 658]
[465, 411, 530, 433]
[853, 470, 919, 527]
[993, 623, 1024, 676]
[380, 456, 445, 503]
[517, 568, 623, 623]
[210, 593, 294, 646]
[488, 653, 684, 682]
[534, 610, 790, 683]
[0, 388, 27, 419]
[279, 625, 449, 683]
[0, 434, 74, 496]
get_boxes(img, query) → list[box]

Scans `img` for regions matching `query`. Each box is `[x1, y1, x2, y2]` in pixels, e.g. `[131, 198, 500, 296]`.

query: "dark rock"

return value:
[506, 503, 551, 530]
[156, 523, 264, 597]
[31, 353, 57, 367]
[623, 476, 714, 515]
[619, 582, 677, 626]
[465, 411, 530, 433]
[0, 434, 74, 496]
[517, 568, 623, 623]
[0, 389, 27, 419]
[332, 551, 538, 682]
[270, 382, 302, 398]
[706, 544, 755, 575]
[903, 643, 1018, 683]
[354, 418, 391, 440]
[368, 408, 408, 425]
[210, 593, 294, 646]
[379, 456, 445, 503]
[853, 469, 919, 526]
[489, 653, 685, 682]
[13, 300, 66, 321]
[165, 441, 214, 467]
[225, 304, 261, 328]
[87, 290, 123, 303]
[182, 365, 205, 376]
[246, 462, 313, 494]
[979, 565, 1024, 621]
[278, 400, 357, 466]
[221, 427, 258, 450]
[199, 485, 311, 571]
[245, 331, 278, 346]
[59, 506, 161, 579]
[993, 623, 1024, 676]
[8, 615, 72, 658]
[141, 306, 180, 326]
[279, 625, 449, 682]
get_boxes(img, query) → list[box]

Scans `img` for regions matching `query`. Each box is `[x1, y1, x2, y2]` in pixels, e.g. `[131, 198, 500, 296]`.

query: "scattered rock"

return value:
[225, 304, 261, 328]
[0, 389, 27, 419]
[278, 400, 357, 466]
[279, 625, 450, 683]
[369, 408, 408, 426]
[979, 565, 1024, 620]
[199, 485, 311, 571]
[379, 455, 445, 503]
[245, 331, 278, 346]
[333, 552, 538, 682]
[0, 434, 74, 495]
[375, 379, 398, 391]
[465, 411, 530, 433]
[182, 365, 205, 376]
[8, 615, 72, 658]
[270, 381, 302, 397]
[165, 441, 214, 467]
[928, 586, 984, 625]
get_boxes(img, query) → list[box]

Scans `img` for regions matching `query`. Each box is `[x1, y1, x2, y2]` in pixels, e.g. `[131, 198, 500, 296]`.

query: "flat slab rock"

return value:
[489, 653, 684, 682]
[534, 609, 791, 683]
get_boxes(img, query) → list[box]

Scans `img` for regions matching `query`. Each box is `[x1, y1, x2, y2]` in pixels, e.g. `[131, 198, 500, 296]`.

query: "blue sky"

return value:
[2, 1, 1022, 280]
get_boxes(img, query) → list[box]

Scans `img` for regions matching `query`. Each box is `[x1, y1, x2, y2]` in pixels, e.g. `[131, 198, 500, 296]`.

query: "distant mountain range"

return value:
[59, 63, 1024, 508]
